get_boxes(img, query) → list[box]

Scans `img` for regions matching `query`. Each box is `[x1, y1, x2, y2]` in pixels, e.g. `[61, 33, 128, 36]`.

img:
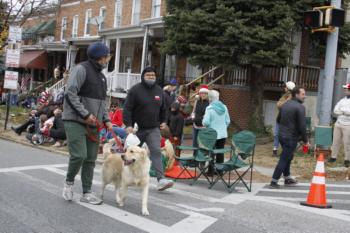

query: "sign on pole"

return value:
[5, 49, 20, 67]
[8, 26, 22, 42]
[4, 70, 19, 90]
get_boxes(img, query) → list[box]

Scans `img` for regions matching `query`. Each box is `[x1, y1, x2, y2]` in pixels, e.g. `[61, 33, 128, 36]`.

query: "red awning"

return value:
[19, 50, 47, 69]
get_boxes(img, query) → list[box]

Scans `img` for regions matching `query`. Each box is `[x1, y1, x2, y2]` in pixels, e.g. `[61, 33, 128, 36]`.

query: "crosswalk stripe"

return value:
[259, 188, 350, 195]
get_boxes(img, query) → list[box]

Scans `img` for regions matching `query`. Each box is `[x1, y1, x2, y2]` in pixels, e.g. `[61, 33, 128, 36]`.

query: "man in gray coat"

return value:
[62, 42, 113, 205]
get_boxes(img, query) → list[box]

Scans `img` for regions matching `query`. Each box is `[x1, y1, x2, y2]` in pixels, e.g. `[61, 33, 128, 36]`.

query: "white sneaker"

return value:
[62, 182, 73, 201]
[80, 192, 103, 205]
[157, 178, 174, 191]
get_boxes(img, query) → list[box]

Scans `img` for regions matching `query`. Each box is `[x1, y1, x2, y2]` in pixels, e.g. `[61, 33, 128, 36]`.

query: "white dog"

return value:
[102, 141, 151, 216]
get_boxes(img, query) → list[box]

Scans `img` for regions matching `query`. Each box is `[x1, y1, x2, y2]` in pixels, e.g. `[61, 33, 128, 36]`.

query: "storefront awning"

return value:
[19, 50, 47, 69]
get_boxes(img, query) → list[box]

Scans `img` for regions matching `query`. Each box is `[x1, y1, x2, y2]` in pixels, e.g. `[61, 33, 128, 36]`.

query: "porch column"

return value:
[66, 46, 71, 70]
[30, 69, 34, 91]
[140, 26, 149, 72]
[115, 38, 121, 72]
[69, 47, 78, 70]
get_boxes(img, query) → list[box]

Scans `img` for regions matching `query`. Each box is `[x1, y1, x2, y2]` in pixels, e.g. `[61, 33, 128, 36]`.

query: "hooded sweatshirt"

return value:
[123, 67, 167, 129]
[202, 100, 230, 139]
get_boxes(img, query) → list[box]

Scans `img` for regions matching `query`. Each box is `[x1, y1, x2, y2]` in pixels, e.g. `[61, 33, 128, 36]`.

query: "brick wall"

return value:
[122, 0, 133, 27]
[55, 0, 115, 41]
[216, 86, 252, 129]
[141, 0, 152, 20]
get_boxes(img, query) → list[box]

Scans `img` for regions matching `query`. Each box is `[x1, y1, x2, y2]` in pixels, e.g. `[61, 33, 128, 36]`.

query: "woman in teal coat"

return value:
[202, 90, 230, 175]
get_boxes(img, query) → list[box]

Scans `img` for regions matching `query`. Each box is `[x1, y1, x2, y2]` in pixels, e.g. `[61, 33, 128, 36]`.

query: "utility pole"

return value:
[319, 0, 341, 126]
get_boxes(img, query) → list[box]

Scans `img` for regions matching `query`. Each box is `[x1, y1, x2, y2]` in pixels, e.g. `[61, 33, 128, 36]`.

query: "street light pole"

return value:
[318, 0, 341, 126]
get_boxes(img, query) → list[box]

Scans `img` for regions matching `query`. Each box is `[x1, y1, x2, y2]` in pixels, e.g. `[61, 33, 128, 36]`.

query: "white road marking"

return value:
[175, 204, 224, 213]
[259, 188, 350, 195]
[44, 167, 218, 233]
[0, 164, 67, 173]
[296, 183, 350, 188]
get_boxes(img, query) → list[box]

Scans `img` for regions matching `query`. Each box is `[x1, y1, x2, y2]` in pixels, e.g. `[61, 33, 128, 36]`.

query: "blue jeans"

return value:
[272, 136, 298, 182]
[100, 127, 127, 140]
[273, 123, 279, 150]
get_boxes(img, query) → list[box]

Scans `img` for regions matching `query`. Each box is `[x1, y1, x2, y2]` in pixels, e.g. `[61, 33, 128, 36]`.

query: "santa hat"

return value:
[342, 83, 350, 89]
[198, 85, 209, 94]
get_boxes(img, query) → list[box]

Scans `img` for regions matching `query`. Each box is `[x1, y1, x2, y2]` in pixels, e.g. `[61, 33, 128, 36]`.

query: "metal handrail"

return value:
[189, 73, 225, 100]
[185, 66, 219, 87]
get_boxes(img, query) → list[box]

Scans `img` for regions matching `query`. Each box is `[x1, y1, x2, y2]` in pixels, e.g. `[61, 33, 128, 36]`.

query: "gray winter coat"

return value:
[62, 59, 110, 125]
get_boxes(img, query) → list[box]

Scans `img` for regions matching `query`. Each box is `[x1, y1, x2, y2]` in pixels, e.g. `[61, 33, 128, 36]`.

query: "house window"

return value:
[114, 0, 123, 28]
[60, 17, 67, 41]
[72, 15, 79, 38]
[84, 9, 92, 36]
[131, 0, 141, 25]
[165, 55, 176, 82]
[99, 7, 106, 30]
[152, 0, 161, 18]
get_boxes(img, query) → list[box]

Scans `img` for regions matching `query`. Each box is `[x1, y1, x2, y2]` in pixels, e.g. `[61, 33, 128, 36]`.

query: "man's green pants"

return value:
[64, 121, 99, 193]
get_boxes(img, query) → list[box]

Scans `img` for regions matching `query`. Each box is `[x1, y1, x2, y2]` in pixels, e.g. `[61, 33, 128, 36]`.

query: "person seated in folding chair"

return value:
[202, 90, 230, 176]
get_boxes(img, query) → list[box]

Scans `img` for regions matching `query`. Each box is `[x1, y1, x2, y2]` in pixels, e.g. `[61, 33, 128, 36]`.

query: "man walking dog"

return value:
[62, 42, 113, 204]
[123, 67, 174, 191]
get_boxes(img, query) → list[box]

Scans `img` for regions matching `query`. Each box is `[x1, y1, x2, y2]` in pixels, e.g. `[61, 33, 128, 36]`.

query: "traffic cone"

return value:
[300, 153, 332, 208]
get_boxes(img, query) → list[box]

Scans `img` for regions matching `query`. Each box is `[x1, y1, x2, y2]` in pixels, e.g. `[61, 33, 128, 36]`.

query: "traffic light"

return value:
[303, 10, 323, 28]
[324, 8, 345, 27]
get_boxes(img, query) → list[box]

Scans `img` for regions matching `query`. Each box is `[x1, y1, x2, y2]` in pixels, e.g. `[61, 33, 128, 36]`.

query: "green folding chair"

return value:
[209, 130, 256, 193]
[175, 128, 217, 185]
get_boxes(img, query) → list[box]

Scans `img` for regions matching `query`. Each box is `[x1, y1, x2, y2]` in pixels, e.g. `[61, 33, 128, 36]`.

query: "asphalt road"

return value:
[1, 139, 350, 233]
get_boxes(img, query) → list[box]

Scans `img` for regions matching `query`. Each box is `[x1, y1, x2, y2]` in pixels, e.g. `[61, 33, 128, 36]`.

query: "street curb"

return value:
[0, 133, 105, 164]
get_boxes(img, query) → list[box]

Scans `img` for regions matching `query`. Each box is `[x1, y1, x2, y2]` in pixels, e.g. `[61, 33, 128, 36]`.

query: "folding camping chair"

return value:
[175, 128, 217, 185]
[209, 130, 256, 193]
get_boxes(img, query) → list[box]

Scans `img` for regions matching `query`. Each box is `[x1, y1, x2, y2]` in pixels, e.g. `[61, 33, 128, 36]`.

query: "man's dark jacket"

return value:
[277, 98, 307, 143]
[123, 70, 166, 129]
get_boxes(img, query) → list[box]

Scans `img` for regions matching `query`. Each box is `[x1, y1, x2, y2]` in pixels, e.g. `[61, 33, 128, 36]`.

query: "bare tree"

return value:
[0, 0, 59, 50]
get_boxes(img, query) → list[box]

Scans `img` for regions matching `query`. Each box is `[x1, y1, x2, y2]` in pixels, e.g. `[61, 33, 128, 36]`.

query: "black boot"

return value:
[11, 126, 21, 135]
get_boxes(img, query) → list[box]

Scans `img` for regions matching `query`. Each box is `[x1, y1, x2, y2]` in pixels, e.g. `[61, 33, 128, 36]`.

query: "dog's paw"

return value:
[117, 201, 124, 207]
[142, 209, 149, 216]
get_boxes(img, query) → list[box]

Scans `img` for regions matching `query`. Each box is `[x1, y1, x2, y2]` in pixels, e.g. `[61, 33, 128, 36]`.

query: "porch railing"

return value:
[224, 65, 320, 91]
[106, 70, 141, 93]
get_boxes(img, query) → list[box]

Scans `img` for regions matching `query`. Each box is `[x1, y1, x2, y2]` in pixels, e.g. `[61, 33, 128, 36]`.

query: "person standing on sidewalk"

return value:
[202, 90, 230, 176]
[62, 42, 113, 204]
[192, 85, 210, 155]
[273, 81, 296, 156]
[270, 87, 308, 188]
[328, 83, 350, 168]
[123, 66, 174, 191]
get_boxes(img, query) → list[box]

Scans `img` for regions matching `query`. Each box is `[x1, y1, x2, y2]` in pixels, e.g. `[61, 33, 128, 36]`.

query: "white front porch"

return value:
[105, 70, 141, 98]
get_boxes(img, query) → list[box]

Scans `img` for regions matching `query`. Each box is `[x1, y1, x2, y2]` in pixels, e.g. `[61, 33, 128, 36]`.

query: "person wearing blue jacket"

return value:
[202, 90, 230, 176]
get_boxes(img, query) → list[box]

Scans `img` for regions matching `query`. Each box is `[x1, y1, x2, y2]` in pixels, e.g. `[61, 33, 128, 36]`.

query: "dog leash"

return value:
[86, 120, 124, 151]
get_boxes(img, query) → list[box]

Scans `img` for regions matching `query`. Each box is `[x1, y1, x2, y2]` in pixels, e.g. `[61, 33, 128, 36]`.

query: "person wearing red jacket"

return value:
[109, 106, 123, 127]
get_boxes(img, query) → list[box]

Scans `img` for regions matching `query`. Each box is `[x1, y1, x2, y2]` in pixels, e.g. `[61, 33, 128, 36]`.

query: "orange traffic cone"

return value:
[300, 153, 332, 208]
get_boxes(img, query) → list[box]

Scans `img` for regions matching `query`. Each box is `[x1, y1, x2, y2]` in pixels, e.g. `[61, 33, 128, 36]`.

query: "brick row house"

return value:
[48, 1, 349, 128]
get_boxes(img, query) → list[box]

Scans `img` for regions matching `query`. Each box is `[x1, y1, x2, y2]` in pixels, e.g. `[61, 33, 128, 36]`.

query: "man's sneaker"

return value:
[344, 160, 350, 168]
[157, 178, 174, 191]
[269, 181, 280, 189]
[80, 192, 103, 205]
[62, 182, 73, 201]
[328, 158, 337, 163]
[272, 150, 278, 157]
[284, 178, 298, 186]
